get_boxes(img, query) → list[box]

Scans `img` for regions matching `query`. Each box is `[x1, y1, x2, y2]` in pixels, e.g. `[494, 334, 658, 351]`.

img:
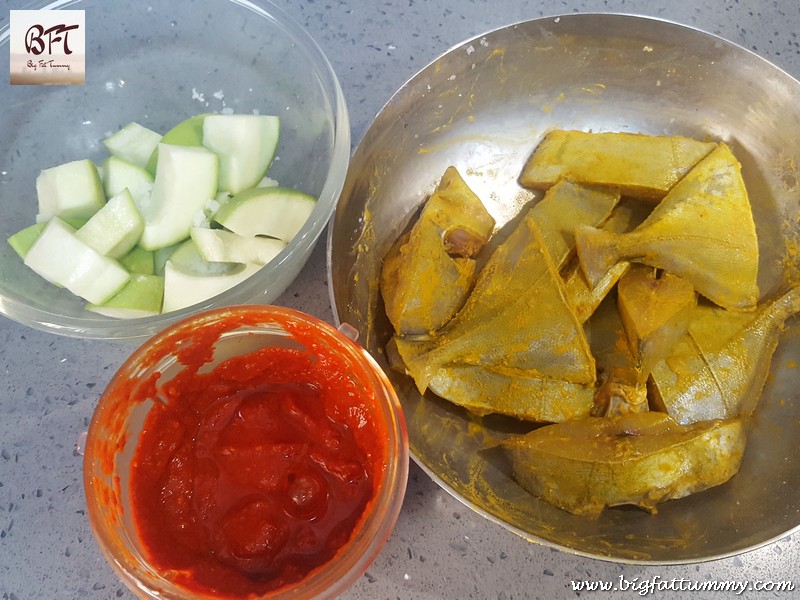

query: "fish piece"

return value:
[566, 262, 629, 325]
[385, 178, 617, 340]
[650, 285, 800, 424]
[527, 179, 620, 270]
[575, 143, 760, 311]
[617, 265, 697, 380]
[423, 166, 496, 257]
[390, 181, 617, 421]
[427, 363, 595, 422]
[380, 167, 494, 335]
[502, 412, 746, 517]
[380, 221, 476, 335]
[519, 130, 716, 201]
[648, 334, 725, 424]
[563, 201, 650, 323]
[395, 212, 595, 404]
[687, 302, 760, 356]
[585, 295, 648, 417]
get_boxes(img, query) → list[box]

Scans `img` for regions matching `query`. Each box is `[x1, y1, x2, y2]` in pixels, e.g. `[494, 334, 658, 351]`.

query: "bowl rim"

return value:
[0, 0, 351, 340]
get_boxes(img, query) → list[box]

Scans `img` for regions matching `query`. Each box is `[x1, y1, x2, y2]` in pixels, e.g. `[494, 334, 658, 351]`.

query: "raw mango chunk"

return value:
[119, 246, 155, 275]
[202, 114, 280, 194]
[102, 122, 162, 170]
[75, 189, 144, 259]
[7, 223, 47, 259]
[24, 217, 130, 305]
[35, 159, 105, 223]
[87, 273, 164, 318]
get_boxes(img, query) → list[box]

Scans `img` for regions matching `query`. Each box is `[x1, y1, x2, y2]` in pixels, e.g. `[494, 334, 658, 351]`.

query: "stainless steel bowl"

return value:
[327, 13, 800, 563]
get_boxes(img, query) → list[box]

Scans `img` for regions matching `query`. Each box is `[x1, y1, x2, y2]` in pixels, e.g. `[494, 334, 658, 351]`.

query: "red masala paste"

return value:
[127, 314, 385, 598]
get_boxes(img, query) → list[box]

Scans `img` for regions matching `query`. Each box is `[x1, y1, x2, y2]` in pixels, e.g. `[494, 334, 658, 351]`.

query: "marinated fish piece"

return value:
[385, 178, 616, 341]
[563, 201, 650, 323]
[585, 296, 647, 417]
[424, 166, 496, 258]
[391, 181, 617, 420]
[575, 143, 760, 311]
[427, 364, 595, 422]
[617, 265, 697, 380]
[395, 212, 596, 410]
[651, 285, 800, 424]
[519, 130, 716, 201]
[566, 262, 629, 325]
[687, 301, 761, 357]
[527, 179, 619, 270]
[502, 412, 746, 517]
[381, 221, 476, 335]
[649, 334, 725, 424]
[380, 166, 494, 335]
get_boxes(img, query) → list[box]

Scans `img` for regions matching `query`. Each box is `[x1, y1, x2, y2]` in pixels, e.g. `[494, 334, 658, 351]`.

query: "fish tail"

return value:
[575, 225, 622, 288]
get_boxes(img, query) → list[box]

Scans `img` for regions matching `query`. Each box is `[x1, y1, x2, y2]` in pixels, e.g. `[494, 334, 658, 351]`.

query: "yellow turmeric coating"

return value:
[519, 130, 715, 201]
[379, 166, 494, 335]
[586, 295, 648, 417]
[395, 213, 595, 393]
[392, 179, 619, 421]
[424, 166, 496, 258]
[575, 143, 760, 311]
[562, 200, 650, 323]
[427, 364, 595, 423]
[380, 221, 475, 335]
[617, 265, 697, 380]
[651, 286, 800, 424]
[502, 412, 746, 517]
[527, 178, 619, 269]
[381, 131, 782, 517]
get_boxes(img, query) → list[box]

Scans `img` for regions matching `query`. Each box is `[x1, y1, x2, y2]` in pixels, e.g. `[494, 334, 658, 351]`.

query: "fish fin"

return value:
[575, 225, 622, 288]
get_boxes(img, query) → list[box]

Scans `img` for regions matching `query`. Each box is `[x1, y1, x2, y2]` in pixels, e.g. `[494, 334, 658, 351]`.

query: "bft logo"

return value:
[10, 10, 86, 85]
[25, 23, 80, 56]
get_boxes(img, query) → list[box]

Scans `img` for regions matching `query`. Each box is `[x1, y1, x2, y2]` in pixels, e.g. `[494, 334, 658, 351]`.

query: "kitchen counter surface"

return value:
[2, 1, 799, 598]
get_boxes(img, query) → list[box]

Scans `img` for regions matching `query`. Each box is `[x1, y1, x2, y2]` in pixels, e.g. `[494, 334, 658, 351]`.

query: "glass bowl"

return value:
[0, 0, 349, 339]
[83, 305, 408, 599]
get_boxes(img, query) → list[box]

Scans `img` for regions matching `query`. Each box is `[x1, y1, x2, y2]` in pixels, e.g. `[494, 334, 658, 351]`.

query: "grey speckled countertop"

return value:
[2, 1, 800, 599]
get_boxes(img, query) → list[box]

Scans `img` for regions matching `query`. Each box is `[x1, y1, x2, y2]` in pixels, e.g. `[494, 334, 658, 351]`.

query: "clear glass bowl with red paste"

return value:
[83, 305, 408, 599]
